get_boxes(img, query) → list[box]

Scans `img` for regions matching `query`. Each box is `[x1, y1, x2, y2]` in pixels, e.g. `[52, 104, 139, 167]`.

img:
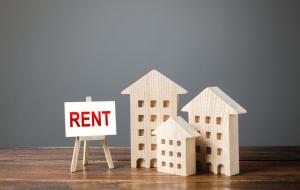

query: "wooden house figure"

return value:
[152, 116, 200, 176]
[121, 70, 187, 168]
[182, 87, 247, 176]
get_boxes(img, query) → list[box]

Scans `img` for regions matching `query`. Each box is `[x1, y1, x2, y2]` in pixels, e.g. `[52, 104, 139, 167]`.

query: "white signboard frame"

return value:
[64, 101, 117, 137]
[65, 97, 115, 173]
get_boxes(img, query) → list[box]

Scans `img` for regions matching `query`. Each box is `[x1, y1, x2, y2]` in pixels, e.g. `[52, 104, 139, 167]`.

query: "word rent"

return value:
[70, 111, 111, 127]
[64, 101, 116, 137]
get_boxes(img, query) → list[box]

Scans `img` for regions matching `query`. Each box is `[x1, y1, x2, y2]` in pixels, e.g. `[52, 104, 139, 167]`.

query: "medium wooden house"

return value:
[182, 87, 247, 176]
[152, 116, 200, 176]
[121, 70, 187, 168]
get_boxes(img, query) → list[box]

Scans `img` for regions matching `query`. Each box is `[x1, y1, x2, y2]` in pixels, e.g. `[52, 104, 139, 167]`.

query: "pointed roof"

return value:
[121, 70, 187, 95]
[182, 87, 247, 115]
[152, 116, 200, 139]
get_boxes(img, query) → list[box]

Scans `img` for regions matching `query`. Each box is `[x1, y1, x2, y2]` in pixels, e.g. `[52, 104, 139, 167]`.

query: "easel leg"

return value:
[83, 140, 89, 166]
[71, 137, 81, 173]
[101, 137, 114, 169]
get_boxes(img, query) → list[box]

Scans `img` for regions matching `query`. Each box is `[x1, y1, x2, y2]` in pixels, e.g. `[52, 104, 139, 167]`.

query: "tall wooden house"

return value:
[182, 87, 247, 176]
[152, 116, 200, 176]
[121, 70, 187, 168]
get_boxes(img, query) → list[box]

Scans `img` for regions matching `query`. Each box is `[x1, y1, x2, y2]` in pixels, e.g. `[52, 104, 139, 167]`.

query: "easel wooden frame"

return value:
[70, 96, 114, 173]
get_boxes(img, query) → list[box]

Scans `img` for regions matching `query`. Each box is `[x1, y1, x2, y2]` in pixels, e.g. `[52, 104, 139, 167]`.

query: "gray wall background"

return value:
[0, 0, 299, 148]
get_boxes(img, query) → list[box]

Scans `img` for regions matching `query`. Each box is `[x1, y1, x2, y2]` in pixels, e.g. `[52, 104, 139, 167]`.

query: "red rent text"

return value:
[69, 111, 111, 127]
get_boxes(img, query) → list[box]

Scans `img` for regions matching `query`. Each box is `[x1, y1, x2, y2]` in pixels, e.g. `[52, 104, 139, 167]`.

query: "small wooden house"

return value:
[152, 116, 200, 176]
[121, 70, 187, 168]
[182, 87, 247, 176]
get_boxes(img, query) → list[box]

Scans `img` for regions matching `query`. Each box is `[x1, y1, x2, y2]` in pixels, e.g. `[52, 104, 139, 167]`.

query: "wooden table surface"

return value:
[0, 147, 299, 190]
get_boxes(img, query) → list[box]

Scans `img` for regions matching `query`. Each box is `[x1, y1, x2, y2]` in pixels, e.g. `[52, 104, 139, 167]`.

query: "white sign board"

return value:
[64, 101, 117, 137]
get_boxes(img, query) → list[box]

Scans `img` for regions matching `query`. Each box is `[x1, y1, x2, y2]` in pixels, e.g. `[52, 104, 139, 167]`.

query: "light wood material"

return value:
[121, 70, 187, 168]
[83, 96, 92, 167]
[153, 117, 200, 176]
[70, 96, 114, 173]
[83, 141, 88, 166]
[182, 87, 247, 176]
[70, 137, 80, 172]
[1, 147, 300, 190]
[79, 136, 105, 141]
[101, 137, 114, 169]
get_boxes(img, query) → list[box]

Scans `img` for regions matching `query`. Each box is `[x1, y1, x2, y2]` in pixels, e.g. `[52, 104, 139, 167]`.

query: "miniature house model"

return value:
[121, 70, 187, 168]
[152, 116, 200, 176]
[182, 87, 247, 176]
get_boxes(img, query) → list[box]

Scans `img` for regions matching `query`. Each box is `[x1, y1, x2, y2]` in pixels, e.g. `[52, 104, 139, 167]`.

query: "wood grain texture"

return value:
[153, 117, 200, 176]
[182, 87, 247, 176]
[70, 96, 114, 172]
[0, 147, 299, 190]
[70, 137, 80, 172]
[121, 70, 187, 168]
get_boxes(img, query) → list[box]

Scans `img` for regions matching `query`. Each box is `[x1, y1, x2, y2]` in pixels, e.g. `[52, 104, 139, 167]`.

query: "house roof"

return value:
[121, 70, 187, 95]
[182, 87, 247, 115]
[152, 116, 200, 139]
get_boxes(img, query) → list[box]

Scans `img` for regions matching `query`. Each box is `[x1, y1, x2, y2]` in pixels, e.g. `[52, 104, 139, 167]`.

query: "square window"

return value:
[169, 151, 173, 156]
[195, 116, 200, 123]
[205, 116, 211, 124]
[196, 146, 201, 153]
[206, 147, 211, 154]
[216, 117, 222, 125]
[217, 133, 222, 140]
[196, 161, 202, 170]
[138, 129, 144, 136]
[150, 100, 157, 107]
[177, 141, 181, 146]
[163, 115, 169, 122]
[138, 100, 144, 107]
[151, 144, 157, 150]
[150, 115, 157, 122]
[138, 144, 144, 150]
[161, 139, 165, 144]
[169, 162, 174, 167]
[177, 152, 181, 157]
[162, 161, 166, 166]
[169, 140, 173, 145]
[138, 115, 144, 122]
[217, 148, 222, 155]
[177, 164, 181, 169]
[151, 129, 155, 136]
[163, 100, 169, 107]
[162, 150, 165, 155]
[206, 132, 211, 139]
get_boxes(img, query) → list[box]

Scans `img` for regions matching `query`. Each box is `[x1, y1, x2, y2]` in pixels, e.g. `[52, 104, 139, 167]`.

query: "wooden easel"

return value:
[70, 96, 114, 173]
